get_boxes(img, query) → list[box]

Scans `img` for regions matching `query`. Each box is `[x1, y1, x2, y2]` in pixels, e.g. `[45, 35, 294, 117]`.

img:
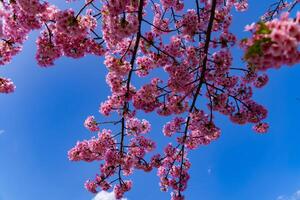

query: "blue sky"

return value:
[0, 0, 300, 200]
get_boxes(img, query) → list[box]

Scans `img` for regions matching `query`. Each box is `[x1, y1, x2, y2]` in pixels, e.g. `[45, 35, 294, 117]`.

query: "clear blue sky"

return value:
[0, 1, 300, 200]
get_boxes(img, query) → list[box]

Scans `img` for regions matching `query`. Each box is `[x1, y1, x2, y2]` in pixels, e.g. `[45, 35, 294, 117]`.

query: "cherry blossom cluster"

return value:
[0, 0, 299, 199]
[70, 1, 157, 198]
[261, 0, 299, 21]
[0, 0, 47, 65]
[69, 117, 155, 198]
[242, 12, 300, 71]
[0, 77, 15, 93]
[0, 0, 105, 93]
[84, 115, 100, 132]
[0, 0, 105, 67]
[36, 7, 105, 66]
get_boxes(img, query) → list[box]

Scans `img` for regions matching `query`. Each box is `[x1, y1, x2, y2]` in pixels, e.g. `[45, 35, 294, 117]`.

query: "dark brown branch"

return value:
[177, 0, 217, 196]
[75, 0, 95, 19]
[118, 0, 145, 185]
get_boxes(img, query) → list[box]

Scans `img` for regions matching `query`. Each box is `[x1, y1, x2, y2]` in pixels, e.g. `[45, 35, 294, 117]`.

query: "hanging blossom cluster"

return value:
[260, 0, 300, 21]
[0, 0, 105, 66]
[0, 0, 299, 199]
[242, 12, 300, 70]
[0, 77, 15, 93]
[0, 0, 105, 93]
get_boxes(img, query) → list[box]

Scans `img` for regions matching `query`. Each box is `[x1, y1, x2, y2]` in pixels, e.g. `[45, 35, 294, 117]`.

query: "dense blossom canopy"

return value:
[0, 0, 299, 199]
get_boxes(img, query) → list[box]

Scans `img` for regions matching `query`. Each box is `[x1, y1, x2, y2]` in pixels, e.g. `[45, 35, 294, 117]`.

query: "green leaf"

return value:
[241, 38, 248, 43]
[244, 38, 272, 60]
[256, 22, 272, 35]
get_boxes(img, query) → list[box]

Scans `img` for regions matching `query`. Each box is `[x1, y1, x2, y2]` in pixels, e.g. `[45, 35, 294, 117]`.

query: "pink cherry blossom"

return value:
[1, 0, 299, 199]
[0, 77, 15, 93]
[84, 116, 99, 132]
[253, 122, 269, 134]
[242, 12, 300, 71]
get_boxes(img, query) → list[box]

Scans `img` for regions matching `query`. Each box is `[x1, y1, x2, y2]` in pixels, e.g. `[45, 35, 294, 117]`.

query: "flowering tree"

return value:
[0, 0, 299, 199]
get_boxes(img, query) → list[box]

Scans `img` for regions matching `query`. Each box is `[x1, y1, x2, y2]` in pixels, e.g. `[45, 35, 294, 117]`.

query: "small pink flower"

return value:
[0, 77, 16, 94]
[244, 22, 256, 32]
[234, 0, 248, 12]
[84, 180, 97, 193]
[84, 116, 99, 132]
[253, 122, 269, 134]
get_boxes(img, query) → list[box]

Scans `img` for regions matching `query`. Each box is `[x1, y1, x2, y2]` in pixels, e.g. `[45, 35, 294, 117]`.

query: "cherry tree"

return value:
[0, 0, 299, 199]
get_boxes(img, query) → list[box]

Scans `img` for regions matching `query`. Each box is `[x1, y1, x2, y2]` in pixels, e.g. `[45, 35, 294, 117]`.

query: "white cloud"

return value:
[93, 191, 127, 200]
[277, 190, 300, 200]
